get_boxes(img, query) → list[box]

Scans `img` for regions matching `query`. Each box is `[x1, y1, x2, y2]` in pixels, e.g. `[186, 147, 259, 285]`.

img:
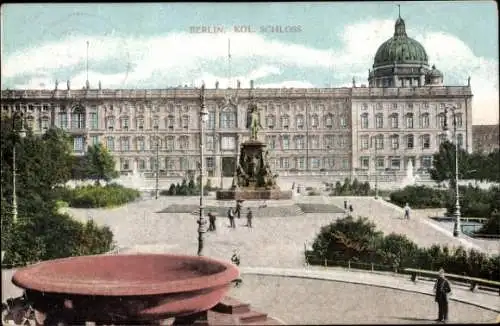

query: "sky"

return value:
[1, 1, 498, 124]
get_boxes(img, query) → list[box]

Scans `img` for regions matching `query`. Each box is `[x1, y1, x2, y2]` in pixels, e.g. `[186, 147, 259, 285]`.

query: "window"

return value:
[390, 114, 399, 128]
[311, 136, 320, 149]
[41, 117, 49, 130]
[362, 103, 368, 110]
[438, 113, 446, 129]
[323, 157, 335, 169]
[339, 136, 346, 148]
[107, 117, 115, 130]
[455, 113, 463, 128]
[325, 114, 333, 128]
[166, 158, 175, 170]
[266, 115, 275, 128]
[121, 137, 130, 152]
[182, 115, 189, 129]
[71, 107, 85, 129]
[375, 135, 384, 150]
[220, 110, 236, 128]
[180, 157, 189, 170]
[166, 137, 174, 151]
[89, 112, 98, 129]
[121, 118, 129, 130]
[421, 114, 430, 128]
[311, 158, 321, 169]
[376, 157, 385, 169]
[457, 133, 464, 148]
[206, 157, 215, 169]
[106, 137, 114, 151]
[153, 117, 159, 129]
[91, 135, 99, 145]
[421, 156, 432, 169]
[137, 118, 144, 130]
[296, 136, 305, 149]
[361, 136, 369, 150]
[280, 158, 289, 169]
[391, 135, 399, 150]
[221, 136, 235, 150]
[137, 137, 145, 151]
[73, 136, 84, 152]
[360, 113, 369, 129]
[179, 136, 189, 149]
[375, 114, 383, 129]
[392, 103, 398, 109]
[281, 115, 289, 129]
[26, 116, 35, 130]
[282, 136, 290, 150]
[296, 115, 304, 129]
[206, 135, 215, 150]
[324, 135, 334, 149]
[266, 136, 276, 149]
[208, 111, 216, 129]
[342, 158, 349, 169]
[121, 159, 130, 171]
[311, 115, 319, 128]
[357, 156, 368, 170]
[137, 159, 145, 171]
[59, 112, 68, 129]
[296, 157, 305, 169]
[422, 135, 431, 149]
[340, 116, 347, 128]
[405, 113, 414, 129]
[390, 157, 401, 170]
[407, 134, 414, 149]
[438, 134, 447, 145]
[150, 158, 158, 171]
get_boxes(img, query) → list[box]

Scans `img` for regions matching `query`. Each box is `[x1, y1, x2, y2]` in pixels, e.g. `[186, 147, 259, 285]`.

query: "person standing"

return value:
[227, 207, 236, 228]
[349, 204, 353, 215]
[208, 212, 216, 231]
[231, 249, 242, 287]
[404, 203, 411, 219]
[235, 200, 242, 219]
[434, 268, 452, 322]
[246, 208, 253, 228]
[197, 214, 209, 256]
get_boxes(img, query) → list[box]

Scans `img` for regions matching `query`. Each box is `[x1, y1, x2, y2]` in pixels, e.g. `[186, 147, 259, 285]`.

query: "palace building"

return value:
[1, 15, 473, 183]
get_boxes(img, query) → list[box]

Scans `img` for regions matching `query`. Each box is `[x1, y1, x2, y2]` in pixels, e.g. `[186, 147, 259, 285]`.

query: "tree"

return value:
[83, 144, 119, 185]
[429, 141, 469, 190]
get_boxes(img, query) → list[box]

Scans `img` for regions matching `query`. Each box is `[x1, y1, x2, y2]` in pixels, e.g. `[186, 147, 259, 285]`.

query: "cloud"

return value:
[2, 19, 497, 124]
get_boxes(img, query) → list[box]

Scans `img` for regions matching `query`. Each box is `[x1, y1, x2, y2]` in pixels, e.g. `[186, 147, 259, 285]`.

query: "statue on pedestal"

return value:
[249, 105, 262, 140]
[55, 80, 59, 90]
[67, 80, 71, 90]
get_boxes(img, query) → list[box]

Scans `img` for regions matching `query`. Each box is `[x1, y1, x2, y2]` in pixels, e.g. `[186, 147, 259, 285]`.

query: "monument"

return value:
[216, 102, 292, 200]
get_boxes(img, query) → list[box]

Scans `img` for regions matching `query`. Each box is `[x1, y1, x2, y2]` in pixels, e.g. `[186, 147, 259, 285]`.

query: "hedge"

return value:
[390, 185, 449, 209]
[58, 184, 141, 208]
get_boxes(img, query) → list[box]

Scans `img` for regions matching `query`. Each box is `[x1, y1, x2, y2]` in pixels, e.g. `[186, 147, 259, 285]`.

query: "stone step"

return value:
[212, 296, 251, 314]
[238, 311, 269, 324]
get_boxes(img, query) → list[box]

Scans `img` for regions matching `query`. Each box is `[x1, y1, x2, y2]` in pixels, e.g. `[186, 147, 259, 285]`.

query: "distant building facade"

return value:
[472, 125, 499, 153]
[1, 15, 473, 182]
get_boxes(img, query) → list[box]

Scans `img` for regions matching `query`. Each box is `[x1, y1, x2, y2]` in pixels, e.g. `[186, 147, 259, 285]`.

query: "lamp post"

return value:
[370, 136, 379, 199]
[444, 106, 461, 237]
[198, 83, 209, 256]
[12, 111, 27, 224]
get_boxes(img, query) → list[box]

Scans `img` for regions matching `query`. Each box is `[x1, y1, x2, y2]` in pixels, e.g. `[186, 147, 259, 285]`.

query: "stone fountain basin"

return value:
[12, 254, 239, 323]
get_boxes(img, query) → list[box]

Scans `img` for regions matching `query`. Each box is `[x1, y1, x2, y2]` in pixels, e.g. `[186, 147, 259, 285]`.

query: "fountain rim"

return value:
[12, 253, 239, 296]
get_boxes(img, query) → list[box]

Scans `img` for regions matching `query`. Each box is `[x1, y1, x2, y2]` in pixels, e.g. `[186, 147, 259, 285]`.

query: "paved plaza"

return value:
[3, 194, 499, 324]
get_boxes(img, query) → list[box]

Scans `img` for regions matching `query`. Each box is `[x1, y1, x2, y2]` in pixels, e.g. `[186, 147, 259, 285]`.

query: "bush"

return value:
[446, 186, 499, 218]
[63, 184, 141, 208]
[390, 186, 448, 209]
[329, 178, 372, 196]
[162, 178, 210, 196]
[308, 215, 500, 281]
[308, 190, 321, 196]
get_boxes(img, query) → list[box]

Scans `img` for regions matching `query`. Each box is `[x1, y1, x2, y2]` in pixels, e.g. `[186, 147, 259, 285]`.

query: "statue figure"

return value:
[215, 80, 219, 89]
[98, 80, 102, 90]
[250, 80, 254, 89]
[467, 76, 471, 86]
[352, 77, 356, 88]
[55, 80, 59, 90]
[237, 80, 241, 89]
[86, 80, 90, 90]
[67, 80, 71, 90]
[249, 104, 262, 140]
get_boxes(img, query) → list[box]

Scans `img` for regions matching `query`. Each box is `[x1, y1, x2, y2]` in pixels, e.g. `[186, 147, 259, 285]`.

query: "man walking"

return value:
[404, 203, 411, 220]
[197, 214, 209, 256]
[246, 208, 253, 228]
[434, 268, 452, 323]
[208, 212, 216, 231]
[227, 207, 236, 228]
[235, 200, 242, 219]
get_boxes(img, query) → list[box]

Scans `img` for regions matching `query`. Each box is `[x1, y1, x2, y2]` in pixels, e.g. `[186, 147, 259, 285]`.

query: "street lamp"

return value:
[443, 105, 461, 237]
[370, 136, 379, 200]
[198, 83, 209, 256]
[154, 125, 160, 200]
[12, 111, 27, 224]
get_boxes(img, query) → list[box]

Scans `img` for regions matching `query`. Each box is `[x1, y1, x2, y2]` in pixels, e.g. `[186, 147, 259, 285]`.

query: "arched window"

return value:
[389, 113, 399, 129]
[266, 115, 276, 128]
[438, 113, 446, 129]
[375, 113, 384, 129]
[310, 114, 319, 128]
[390, 134, 399, 149]
[420, 113, 430, 128]
[281, 115, 290, 129]
[406, 134, 414, 149]
[295, 135, 305, 149]
[106, 136, 115, 151]
[454, 113, 463, 128]
[324, 114, 333, 128]
[71, 106, 86, 129]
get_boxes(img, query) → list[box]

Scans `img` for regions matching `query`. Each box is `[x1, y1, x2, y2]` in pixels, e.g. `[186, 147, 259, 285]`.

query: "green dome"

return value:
[373, 17, 428, 68]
